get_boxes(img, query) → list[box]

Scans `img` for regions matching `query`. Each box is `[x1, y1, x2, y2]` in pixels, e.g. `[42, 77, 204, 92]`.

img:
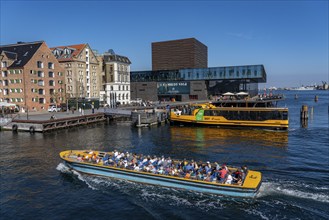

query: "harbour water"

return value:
[1, 90, 328, 219]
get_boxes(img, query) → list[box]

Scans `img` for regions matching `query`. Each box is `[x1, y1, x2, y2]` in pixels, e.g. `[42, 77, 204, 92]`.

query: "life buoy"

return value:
[29, 126, 35, 133]
[12, 124, 18, 132]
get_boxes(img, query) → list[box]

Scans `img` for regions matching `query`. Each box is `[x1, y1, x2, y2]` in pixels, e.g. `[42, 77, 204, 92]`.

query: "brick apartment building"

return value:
[0, 41, 65, 112]
[51, 44, 101, 100]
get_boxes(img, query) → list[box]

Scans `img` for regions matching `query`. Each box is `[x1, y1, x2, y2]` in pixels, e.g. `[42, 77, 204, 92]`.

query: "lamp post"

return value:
[66, 96, 69, 114]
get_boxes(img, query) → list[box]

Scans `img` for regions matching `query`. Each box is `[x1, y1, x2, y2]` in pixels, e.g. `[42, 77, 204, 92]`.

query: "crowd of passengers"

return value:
[76, 150, 249, 185]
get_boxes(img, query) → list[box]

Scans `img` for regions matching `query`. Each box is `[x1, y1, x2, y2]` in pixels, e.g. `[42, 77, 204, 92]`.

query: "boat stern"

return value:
[242, 170, 262, 192]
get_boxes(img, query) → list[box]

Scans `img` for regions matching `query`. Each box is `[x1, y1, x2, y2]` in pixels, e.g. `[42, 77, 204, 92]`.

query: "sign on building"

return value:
[157, 82, 190, 95]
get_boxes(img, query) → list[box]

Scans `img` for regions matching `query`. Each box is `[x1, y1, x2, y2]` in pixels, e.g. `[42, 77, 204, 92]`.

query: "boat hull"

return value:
[170, 107, 289, 130]
[170, 118, 288, 130]
[60, 149, 261, 199]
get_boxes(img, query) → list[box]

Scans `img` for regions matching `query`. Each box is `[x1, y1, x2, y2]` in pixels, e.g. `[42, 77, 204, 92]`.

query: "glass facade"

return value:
[131, 65, 266, 83]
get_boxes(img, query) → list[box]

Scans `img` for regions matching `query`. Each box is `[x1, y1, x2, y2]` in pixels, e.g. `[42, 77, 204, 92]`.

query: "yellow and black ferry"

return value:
[170, 95, 288, 130]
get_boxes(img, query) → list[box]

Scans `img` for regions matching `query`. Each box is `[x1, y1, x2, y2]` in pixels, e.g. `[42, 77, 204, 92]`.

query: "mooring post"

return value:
[300, 105, 308, 120]
[300, 105, 309, 128]
[138, 114, 141, 127]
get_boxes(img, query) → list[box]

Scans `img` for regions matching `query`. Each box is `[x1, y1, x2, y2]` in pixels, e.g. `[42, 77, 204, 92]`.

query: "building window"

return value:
[49, 80, 55, 86]
[1, 61, 7, 68]
[37, 71, 44, 77]
[48, 72, 54, 77]
[37, 61, 43, 68]
[38, 80, 44, 86]
[1, 71, 8, 77]
[48, 62, 54, 69]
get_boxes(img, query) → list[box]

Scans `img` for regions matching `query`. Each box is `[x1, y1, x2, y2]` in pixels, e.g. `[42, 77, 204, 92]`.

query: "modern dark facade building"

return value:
[130, 65, 266, 102]
[152, 38, 207, 71]
[131, 38, 267, 102]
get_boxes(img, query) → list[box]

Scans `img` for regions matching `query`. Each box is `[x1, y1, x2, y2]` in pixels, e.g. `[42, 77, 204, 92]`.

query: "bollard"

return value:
[300, 105, 308, 128]
[138, 114, 141, 127]
[314, 95, 318, 102]
[300, 105, 308, 119]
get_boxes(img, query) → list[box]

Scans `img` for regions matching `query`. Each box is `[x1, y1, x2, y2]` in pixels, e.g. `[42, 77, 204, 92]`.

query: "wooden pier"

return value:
[2, 113, 106, 132]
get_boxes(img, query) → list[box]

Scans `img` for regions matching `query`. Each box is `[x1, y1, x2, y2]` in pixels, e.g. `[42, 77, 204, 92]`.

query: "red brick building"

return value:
[0, 41, 65, 112]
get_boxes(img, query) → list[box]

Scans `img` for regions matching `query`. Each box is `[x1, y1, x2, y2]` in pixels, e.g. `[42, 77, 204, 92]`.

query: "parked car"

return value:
[60, 103, 68, 112]
[48, 105, 61, 112]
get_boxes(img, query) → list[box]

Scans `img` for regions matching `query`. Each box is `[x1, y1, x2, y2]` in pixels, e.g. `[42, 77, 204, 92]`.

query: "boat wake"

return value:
[257, 181, 329, 203]
[56, 163, 98, 190]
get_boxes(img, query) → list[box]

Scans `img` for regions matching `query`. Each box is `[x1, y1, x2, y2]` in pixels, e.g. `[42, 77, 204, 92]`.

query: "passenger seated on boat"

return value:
[178, 168, 185, 177]
[205, 162, 212, 173]
[184, 170, 191, 179]
[190, 170, 197, 179]
[215, 162, 221, 171]
[117, 159, 123, 168]
[158, 166, 164, 175]
[77, 154, 82, 161]
[204, 172, 213, 182]
[102, 154, 109, 165]
[151, 166, 158, 174]
[108, 159, 115, 166]
[91, 154, 98, 163]
[84, 155, 91, 162]
[197, 171, 204, 180]
[211, 169, 218, 180]
[222, 163, 228, 171]
[164, 166, 171, 175]
[242, 165, 248, 174]
[232, 169, 242, 184]
[185, 163, 194, 172]
[225, 172, 233, 184]
[218, 167, 228, 183]
[241, 169, 246, 183]
[134, 163, 140, 171]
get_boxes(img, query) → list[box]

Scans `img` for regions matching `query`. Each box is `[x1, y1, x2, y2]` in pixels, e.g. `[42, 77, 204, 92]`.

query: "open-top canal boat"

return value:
[60, 150, 262, 198]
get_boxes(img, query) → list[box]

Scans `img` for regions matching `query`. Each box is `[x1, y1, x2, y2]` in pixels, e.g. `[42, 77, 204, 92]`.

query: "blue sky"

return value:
[1, 0, 328, 88]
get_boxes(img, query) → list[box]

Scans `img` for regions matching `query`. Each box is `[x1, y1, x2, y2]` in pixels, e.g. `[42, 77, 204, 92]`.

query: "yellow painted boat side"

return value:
[242, 170, 262, 189]
[59, 150, 262, 190]
[170, 112, 288, 128]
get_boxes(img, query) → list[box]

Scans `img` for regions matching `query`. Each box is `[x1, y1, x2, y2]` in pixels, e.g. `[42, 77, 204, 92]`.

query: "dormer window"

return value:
[1, 61, 7, 68]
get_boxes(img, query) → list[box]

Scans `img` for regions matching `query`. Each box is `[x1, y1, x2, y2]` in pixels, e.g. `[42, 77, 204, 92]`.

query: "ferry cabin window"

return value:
[205, 110, 288, 121]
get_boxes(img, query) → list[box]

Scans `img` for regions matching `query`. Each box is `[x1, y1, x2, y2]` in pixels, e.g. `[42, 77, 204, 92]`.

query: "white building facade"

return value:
[102, 50, 131, 107]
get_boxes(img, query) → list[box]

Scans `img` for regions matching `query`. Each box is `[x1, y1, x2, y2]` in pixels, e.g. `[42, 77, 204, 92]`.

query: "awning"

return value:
[236, 92, 249, 95]
[222, 92, 234, 96]
[0, 102, 16, 107]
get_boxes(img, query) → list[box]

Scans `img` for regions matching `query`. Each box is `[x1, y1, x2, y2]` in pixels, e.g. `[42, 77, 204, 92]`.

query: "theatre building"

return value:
[131, 38, 266, 102]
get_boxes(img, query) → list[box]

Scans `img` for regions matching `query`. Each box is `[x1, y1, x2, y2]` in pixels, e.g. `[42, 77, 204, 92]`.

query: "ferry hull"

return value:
[60, 150, 261, 199]
[170, 119, 288, 130]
